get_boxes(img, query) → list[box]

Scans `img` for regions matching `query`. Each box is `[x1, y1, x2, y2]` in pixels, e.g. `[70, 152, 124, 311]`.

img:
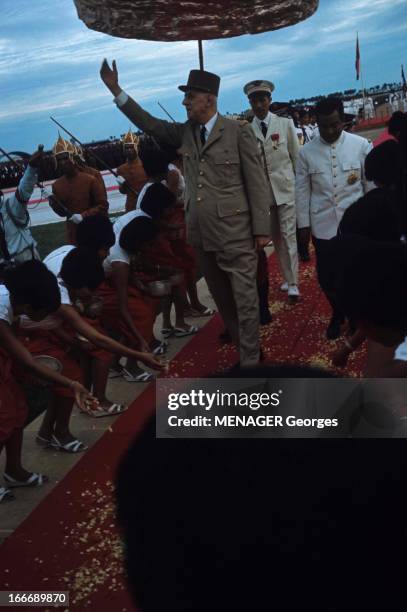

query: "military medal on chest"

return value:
[347, 171, 359, 185]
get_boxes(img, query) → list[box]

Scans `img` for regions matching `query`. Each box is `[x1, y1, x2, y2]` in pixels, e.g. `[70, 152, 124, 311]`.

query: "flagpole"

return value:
[356, 32, 367, 119]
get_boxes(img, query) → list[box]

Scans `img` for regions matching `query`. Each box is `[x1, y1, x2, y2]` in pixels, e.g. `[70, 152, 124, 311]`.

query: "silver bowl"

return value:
[168, 271, 184, 286]
[146, 280, 172, 297]
[84, 296, 104, 319]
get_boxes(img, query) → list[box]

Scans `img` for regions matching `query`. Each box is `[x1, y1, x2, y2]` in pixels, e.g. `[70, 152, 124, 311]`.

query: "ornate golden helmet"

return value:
[73, 143, 86, 162]
[121, 129, 139, 152]
[52, 134, 75, 159]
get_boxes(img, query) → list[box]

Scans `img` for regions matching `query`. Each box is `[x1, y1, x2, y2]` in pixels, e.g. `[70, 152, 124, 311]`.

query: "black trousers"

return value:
[312, 236, 344, 321]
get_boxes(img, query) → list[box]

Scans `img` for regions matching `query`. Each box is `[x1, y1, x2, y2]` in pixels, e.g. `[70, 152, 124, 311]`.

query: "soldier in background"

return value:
[364, 96, 375, 120]
[244, 79, 300, 303]
[116, 130, 147, 212]
[390, 93, 400, 114]
[51, 136, 108, 244]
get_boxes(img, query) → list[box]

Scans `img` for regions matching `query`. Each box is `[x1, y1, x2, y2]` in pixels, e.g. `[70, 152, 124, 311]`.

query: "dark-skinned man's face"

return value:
[56, 153, 75, 176]
[317, 110, 344, 144]
[125, 145, 138, 161]
[249, 93, 271, 121]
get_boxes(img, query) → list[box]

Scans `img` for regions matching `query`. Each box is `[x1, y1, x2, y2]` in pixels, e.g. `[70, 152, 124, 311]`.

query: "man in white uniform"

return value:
[244, 79, 300, 302]
[296, 97, 372, 339]
[364, 97, 375, 120]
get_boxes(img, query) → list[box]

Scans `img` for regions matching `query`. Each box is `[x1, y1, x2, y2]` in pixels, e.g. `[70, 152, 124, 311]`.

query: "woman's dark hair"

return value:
[140, 183, 175, 219]
[119, 216, 159, 254]
[388, 111, 406, 137]
[365, 140, 401, 187]
[369, 116, 407, 236]
[76, 215, 115, 251]
[60, 247, 105, 290]
[4, 260, 61, 312]
[139, 148, 169, 178]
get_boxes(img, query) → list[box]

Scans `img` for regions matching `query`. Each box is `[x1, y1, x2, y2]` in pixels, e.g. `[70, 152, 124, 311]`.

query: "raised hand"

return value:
[100, 59, 121, 96]
[28, 145, 44, 168]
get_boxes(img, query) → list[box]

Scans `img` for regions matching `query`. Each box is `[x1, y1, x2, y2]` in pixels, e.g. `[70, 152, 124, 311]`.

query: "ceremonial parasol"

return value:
[73, 0, 318, 69]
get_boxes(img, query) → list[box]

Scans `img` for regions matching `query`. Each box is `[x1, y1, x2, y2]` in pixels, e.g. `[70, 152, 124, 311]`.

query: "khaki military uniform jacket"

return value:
[116, 95, 271, 251]
[251, 113, 300, 205]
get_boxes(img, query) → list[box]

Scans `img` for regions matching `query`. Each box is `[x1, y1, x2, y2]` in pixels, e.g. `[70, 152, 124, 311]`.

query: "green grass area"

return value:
[31, 221, 66, 259]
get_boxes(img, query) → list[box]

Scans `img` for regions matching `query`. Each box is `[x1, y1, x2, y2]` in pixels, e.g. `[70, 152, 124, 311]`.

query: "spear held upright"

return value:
[49, 116, 138, 196]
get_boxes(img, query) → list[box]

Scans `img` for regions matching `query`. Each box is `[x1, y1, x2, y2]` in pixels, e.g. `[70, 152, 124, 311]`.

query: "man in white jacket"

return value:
[244, 80, 300, 303]
[296, 97, 372, 339]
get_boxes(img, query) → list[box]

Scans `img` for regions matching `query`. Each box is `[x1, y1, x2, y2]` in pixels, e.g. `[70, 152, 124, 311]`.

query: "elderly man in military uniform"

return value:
[244, 79, 300, 303]
[296, 97, 372, 339]
[100, 60, 271, 366]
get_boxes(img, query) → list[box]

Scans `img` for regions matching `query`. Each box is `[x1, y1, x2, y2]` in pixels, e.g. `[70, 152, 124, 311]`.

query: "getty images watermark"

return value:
[156, 378, 407, 438]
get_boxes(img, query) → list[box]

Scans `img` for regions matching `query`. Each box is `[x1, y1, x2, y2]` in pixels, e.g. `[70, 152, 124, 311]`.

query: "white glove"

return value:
[70, 213, 83, 224]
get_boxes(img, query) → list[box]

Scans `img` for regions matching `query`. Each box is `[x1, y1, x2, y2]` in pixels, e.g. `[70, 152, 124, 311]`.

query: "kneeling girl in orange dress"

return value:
[0, 261, 92, 501]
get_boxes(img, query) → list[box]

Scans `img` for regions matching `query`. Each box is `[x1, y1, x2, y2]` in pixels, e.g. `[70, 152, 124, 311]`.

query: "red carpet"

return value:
[0, 252, 365, 611]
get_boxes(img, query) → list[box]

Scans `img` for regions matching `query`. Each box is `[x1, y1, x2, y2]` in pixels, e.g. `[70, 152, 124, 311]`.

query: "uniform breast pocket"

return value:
[214, 155, 241, 187]
[342, 161, 361, 185]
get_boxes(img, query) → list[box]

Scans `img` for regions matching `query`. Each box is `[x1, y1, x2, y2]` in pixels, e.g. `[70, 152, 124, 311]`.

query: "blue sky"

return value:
[1, 0, 406, 152]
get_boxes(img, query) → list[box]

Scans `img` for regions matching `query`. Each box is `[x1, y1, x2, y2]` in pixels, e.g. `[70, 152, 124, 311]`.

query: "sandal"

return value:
[174, 325, 199, 337]
[121, 367, 154, 383]
[189, 307, 215, 317]
[108, 367, 124, 379]
[84, 403, 128, 418]
[152, 340, 168, 356]
[0, 486, 14, 503]
[161, 327, 174, 339]
[51, 435, 88, 453]
[4, 472, 49, 488]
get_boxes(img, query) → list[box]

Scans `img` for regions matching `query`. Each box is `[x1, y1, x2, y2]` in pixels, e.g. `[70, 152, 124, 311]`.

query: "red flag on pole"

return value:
[355, 34, 360, 80]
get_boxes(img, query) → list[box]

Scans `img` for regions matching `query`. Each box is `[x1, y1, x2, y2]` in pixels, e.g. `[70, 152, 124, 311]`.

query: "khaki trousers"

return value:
[196, 243, 260, 367]
[269, 199, 298, 286]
